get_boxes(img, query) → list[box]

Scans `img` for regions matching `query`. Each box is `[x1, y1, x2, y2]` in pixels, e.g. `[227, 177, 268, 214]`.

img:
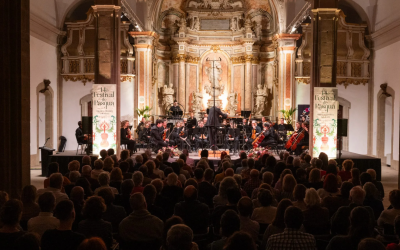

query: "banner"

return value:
[313, 87, 338, 158]
[92, 84, 117, 155]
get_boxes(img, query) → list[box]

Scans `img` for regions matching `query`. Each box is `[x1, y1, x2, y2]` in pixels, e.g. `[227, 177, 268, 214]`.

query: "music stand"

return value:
[284, 124, 294, 131]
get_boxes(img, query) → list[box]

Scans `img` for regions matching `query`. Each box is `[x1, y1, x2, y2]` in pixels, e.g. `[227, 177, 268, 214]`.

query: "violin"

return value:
[127, 128, 132, 139]
[179, 127, 185, 137]
[251, 129, 257, 140]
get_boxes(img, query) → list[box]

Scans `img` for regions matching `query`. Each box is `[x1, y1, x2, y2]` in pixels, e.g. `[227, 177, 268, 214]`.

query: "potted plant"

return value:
[136, 106, 153, 121]
[279, 107, 297, 125]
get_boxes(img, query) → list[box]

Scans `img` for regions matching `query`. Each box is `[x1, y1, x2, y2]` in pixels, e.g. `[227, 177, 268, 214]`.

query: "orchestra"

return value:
[128, 110, 310, 155]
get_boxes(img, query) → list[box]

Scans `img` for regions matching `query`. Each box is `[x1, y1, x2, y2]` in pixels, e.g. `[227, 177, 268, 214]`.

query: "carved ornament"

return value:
[186, 55, 200, 63]
[62, 75, 94, 85]
[296, 77, 310, 85]
[336, 78, 369, 89]
[210, 45, 221, 52]
[172, 54, 187, 63]
[231, 56, 245, 64]
[245, 54, 253, 62]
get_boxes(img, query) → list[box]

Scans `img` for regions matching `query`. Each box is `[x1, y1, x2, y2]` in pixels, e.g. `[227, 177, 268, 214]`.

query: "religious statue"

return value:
[192, 17, 200, 31]
[178, 17, 187, 33]
[163, 83, 175, 109]
[254, 84, 268, 117]
[191, 92, 203, 116]
[230, 17, 238, 32]
[205, 61, 224, 97]
[227, 93, 238, 116]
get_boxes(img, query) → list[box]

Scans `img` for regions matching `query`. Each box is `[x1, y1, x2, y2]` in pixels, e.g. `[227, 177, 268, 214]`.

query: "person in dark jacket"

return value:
[205, 104, 228, 149]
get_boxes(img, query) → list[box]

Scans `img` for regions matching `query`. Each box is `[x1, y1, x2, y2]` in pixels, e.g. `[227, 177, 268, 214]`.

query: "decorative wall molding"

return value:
[62, 74, 135, 84]
[121, 0, 144, 31]
[286, 2, 311, 34]
[369, 17, 400, 50]
[336, 78, 369, 89]
[30, 12, 66, 46]
[296, 77, 310, 85]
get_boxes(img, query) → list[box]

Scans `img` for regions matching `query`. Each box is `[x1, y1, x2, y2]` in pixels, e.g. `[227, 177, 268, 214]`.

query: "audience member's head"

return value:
[38, 192, 56, 212]
[21, 185, 37, 205]
[293, 184, 307, 202]
[68, 160, 80, 172]
[107, 148, 115, 156]
[121, 179, 134, 196]
[94, 159, 104, 170]
[349, 206, 372, 239]
[241, 159, 248, 168]
[69, 171, 81, 183]
[342, 159, 354, 171]
[266, 155, 276, 168]
[70, 186, 85, 203]
[293, 157, 301, 168]
[204, 168, 214, 182]
[132, 171, 144, 187]
[98, 172, 110, 186]
[389, 189, 400, 209]
[351, 168, 361, 184]
[103, 157, 114, 172]
[54, 200, 75, 222]
[135, 154, 144, 164]
[318, 152, 328, 170]
[363, 182, 378, 199]
[340, 181, 354, 199]
[151, 179, 164, 194]
[304, 188, 320, 207]
[258, 189, 273, 207]
[238, 197, 253, 217]
[167, 224, 193, 250]
[81, 165, 92, 177]
[350, 186, 366, 205]
[110, 167, 123, 182]
[143, 184, 157, 205]
[282, 174, 297, 193]
[47, 162, 60, 177]
[285, 206, 304, 230]
[120, 150, 129, 161]
[250, 169, 259, 180]
[75, 178, 93, 197]
[166, 173, 178, 186]
[357, 238, 385, 250]
[262, 172, 274, 185]
[200, 150, 209, 158]
[219, 177, 239, 198]
[15, 232, 40, 250]
[183, 185, 198, 202]
[49, 173, 63, 189]
[286, 156, 294, 165]
[77, 237, 107, 250]
[100, 149, 108, 159]
[323, 174, 338, 193]
[130, 193, 147, 211]
[360, 173, 372, 186]
[0, 199, 22, 227]
[309, 168, 321, 183]
[366, 169, 377, 181]
[83, 196, 106, 220]
[82, 156, 91, 166]
[272, 199, 293, 228]
[315, 159, 323, 169]
[97, 188, 115, 206]
[194, 168, 204, 181]
[220, 209, 240, 237]
[226, 187, 242, 205]
[223, 231, 256, 250]
[304, 154, 311, 164]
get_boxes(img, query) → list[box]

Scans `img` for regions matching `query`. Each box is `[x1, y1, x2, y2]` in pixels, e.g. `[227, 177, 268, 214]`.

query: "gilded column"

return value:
[178, 54, 186, 108]
[244, 55, 252, 112]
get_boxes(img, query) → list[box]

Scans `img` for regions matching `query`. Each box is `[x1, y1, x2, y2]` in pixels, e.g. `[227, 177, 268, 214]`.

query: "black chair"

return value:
[76, 138, 87, 155]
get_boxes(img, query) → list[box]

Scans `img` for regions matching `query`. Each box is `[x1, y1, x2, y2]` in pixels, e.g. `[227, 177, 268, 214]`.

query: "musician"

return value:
[151, 119, 169, 152]
[259, 122, 277, 147]
[121, 120, 137, 154]
[169, 100, 182, 117]
[294, 121, 302, 133]
[222, 119, 228, 126]
[242, 118, 250, 126]
[139, 122, 151, 142]
[225, 121, 239, 152]
[245, 121, 261, 149]
[258, 117, 268, 129]
[176, 121, 190, 150]
[205, 103, 228, 149]
[277, 118, 287, 140]
[75, 121, 85, 143]
[203, 117, 207, 124]
[293, 121, 309, 155]
[188, 112, 197, 128]
[136, 117, 146, 136]
[194, 121, 208, 150]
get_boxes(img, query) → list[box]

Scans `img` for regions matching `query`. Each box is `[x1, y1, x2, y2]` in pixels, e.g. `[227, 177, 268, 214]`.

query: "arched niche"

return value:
[80, 93, 93, 117]
[337, 97, 351, 151]
[376, 85, 395, 166]
[36, 82, 54, 162]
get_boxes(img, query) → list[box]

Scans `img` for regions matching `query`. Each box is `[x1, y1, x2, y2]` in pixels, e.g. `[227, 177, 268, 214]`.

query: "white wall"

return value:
[337, 84, 368, 155]
[295, 82, 310, 108]
[62, 81, 93, 151]
[373, 39, 400, 165]
[120, 80, 135, 125]
[385, 97, 393, 156]
[30, 35, 58, 158]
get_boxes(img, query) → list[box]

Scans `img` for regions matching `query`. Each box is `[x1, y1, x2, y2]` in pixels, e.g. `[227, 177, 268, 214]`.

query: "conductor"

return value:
[205, 103, 228, 149]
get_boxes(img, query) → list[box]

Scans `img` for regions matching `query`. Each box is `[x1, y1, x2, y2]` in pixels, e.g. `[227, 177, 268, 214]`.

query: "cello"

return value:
[288, 129, 305, 151]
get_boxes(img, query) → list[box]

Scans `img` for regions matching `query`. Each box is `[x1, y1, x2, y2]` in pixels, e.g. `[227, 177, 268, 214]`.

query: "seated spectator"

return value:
[358, 238, 386, 250]
[166, 224, 195, 250]
[209, 210, 240, 250]
[235, 159, 248, 175]
[317, 174, 340, 199]
[107, 148, 114, 157]
[251, 172, 274, 199]
[280, 174, 297, 201]
[81, 165, 100, 191]
[262, 156, 277, 174]
[243, 169, 262, 197]
[153, 159, 165, 179]
[378, 189, 400, 227]
[82, 155, 91, 168]
[251, 189, 277, 224]
[213, 177, 239, 207]
[111, 155, 119, 168]
[139, 165, 152, 186]
[296, 168, 309, 186]
[15, 232, 40, 250]
[41, 200, 85, 250]
[331, 186, 375, 236]
[133, 154, 144, 172]
[161, 216, 185, 250]
[69, 186, 85, 231]
[211, 187, 241, 235]
[238, 197, 259, 242]
[241, 158, 255, 181]
[103, 157, 114, 172]
[267, 206, 316, 250]
[28, 192, 59, 238]
[323, 164, 342, 185]
[74, 177, 93, 199]
[179, 153, 193, 176]
[275, 169, 292, 193]
[322, 181, 353, 217]
[20, 185, 40, 229]
[224, 231, 257, 250]
[303, 188, 330, 235]
[77, 196, 113, 249]
[327, 207, 373, 250]
[44, 162, 71, 189]
[197, 168, 217, 208]
[97, 188, 126, 233]
[131, 171, 145, 194]
[174, 185, 209, 234]
[171, 162, 187, 185]
[115, 179, 134, 215]
[338, 159, 354, 181]
[65, 171, 81, 197]
[385, 215, 400, 250]
[363, 182, 384, 220]
[94, 172, 118, 195]
[100, 149, 108, 161]
[367, 169, 384, 200]
[77, 237, 107, 250]
[0, 199, 26, 250]
[161, 173, 183, 207]
[109, 167, 123, 193]
[292, 184, 307, 211]
[262, 199, 294, 248]
[143, 184, 166, 221]
[64, 160, 80, 178]
[360, 172, 373, 187]
[118, 150, 130, 164]
[300, 154, 311, 169]
[37, 173, 69, 204]
[119, 193, 164, 243]
[349, 168, 361, 186]
[91, 159, 105, 180]
[119, 161, 132, 180]
[214, 161, 231, 184]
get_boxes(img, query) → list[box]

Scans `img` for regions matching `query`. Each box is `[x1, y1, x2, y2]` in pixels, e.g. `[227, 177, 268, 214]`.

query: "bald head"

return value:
[225, 168, 234, 177]
[184, 185, 198, 202]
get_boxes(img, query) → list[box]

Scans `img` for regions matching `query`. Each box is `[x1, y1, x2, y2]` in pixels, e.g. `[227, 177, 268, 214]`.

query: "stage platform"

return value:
[336, 151, 382, 181]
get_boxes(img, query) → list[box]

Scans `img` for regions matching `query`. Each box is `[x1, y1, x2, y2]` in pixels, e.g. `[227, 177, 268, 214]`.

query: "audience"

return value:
[0, 199, 26, 250]
[251, 189, 277, 224]
[91, 159, 105, 179]
[303, 188, 330, 235]
[166, 224, 195, 250]
[94, 172, 119, 195]
[243, 169, 262, 197]
[97, 188, 126, 233]
[378, 189, 400, 227]
[20, 185, 40, 229]
[213, 177, 239, 207]
[209, 210, 240, 250]
[27, 192, 59, 238]
[77, 237, 107, 250]
[37, 173, 69, 204]
[224, 231, 257, 250]
[237, 196, 259, 242]
[292, 184, 307, 210]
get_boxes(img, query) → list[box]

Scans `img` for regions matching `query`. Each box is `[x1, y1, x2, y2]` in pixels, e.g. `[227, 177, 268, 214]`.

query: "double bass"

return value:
[285, 129, 305, 151]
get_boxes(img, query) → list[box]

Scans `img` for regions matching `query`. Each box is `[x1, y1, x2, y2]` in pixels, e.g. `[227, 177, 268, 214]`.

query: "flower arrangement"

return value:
[246, 148, 269, 160]
[157, 146, 182, 157]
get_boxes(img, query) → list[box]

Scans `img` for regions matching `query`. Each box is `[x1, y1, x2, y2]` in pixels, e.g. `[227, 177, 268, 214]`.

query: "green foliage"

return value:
[279, 108, 297, 124]
[313, 118, 320, 128]
[331, 119, 337, 128]
[136, 106, 153, 119]
[328, 128, 335, 137]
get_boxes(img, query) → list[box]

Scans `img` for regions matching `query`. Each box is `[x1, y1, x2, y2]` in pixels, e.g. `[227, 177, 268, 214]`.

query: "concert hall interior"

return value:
[3, 0, 400, 249]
